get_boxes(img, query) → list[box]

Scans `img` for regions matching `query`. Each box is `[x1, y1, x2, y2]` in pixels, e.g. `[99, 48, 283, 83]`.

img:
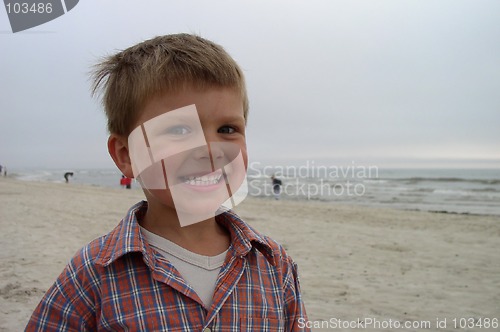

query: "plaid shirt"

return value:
[26, 201, 309, 331]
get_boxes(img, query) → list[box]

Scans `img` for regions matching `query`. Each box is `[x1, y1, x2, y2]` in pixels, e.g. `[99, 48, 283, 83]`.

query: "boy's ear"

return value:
[108, 134, 134, 178]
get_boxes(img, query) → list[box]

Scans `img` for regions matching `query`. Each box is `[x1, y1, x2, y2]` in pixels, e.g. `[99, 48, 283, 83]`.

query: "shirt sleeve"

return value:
[25, 250, 97, 331]
[283, 256, 311, 332]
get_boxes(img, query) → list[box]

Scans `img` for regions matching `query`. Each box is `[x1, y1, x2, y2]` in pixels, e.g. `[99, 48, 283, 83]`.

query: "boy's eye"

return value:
[218, 126, 236, 134]
[166, 125, 191, 135]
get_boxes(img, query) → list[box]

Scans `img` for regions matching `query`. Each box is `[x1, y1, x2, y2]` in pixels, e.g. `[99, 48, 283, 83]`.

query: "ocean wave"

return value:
[16, 170, 54, 182]
[433, 189, 472, 196]
[470, 187, 500, 193]
[388, 177, 500, 185]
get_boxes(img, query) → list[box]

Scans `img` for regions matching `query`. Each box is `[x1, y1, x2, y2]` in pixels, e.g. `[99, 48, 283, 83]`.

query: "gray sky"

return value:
[1, 0, 499, 169]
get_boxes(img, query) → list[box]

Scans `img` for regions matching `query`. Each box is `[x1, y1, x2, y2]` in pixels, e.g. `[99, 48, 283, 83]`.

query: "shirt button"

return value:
[203, 328, 211, 332]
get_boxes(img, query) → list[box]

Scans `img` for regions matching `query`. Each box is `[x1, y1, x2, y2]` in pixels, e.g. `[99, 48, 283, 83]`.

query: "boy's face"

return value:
[127, 87, 248, 226]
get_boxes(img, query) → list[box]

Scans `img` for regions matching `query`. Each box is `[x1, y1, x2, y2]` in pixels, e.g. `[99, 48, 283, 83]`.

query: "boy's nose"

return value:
[208, 143, 225, 161]
[191, 145, 212, 160]
[199, 129, 225, 160]
[190, 143, 224, 161]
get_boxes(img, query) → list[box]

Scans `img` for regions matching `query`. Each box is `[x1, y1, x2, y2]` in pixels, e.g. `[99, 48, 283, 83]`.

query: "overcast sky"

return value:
[1, 0, 499, 170]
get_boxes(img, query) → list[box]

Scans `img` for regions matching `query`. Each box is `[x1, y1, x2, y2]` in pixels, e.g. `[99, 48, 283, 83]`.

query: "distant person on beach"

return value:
[271, 174, 283, 200]
[120, 175, 132, 189]
[63, 172, 73, 183]
[27, 34, 308, 331]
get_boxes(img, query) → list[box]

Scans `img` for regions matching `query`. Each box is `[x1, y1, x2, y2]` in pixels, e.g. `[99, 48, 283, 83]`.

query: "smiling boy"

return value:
[26, 33, 309, 331]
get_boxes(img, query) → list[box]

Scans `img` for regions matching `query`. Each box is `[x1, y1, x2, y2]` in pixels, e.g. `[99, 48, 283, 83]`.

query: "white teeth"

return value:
[183, 173, 222, 186]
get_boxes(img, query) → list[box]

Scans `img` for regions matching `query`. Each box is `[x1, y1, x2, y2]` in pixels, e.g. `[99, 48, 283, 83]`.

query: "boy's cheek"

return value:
[136, 162, 168, 189]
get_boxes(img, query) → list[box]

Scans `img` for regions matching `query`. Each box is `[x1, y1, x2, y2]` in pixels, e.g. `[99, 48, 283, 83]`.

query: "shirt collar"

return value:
[96, 201, 275, 267]
[216, 207, 276, 266]
[95, 201, 146, 267]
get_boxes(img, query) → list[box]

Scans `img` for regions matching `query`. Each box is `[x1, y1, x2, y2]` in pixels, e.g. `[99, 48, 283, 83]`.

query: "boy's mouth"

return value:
[179, 170, 224, 186]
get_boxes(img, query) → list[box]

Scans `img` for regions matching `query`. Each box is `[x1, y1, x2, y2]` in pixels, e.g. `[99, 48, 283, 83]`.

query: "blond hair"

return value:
[91, 33, 248, 136]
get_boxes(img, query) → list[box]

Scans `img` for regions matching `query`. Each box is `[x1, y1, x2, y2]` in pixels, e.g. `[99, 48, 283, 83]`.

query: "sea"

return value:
[10, 165, 500, 216]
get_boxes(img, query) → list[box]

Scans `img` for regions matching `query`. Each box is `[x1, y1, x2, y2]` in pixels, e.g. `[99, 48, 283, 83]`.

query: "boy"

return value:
[26, 34, 309, 331]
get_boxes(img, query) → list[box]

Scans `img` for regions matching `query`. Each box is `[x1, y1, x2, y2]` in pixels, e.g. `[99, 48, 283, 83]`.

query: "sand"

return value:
[1, 177, 499, 331]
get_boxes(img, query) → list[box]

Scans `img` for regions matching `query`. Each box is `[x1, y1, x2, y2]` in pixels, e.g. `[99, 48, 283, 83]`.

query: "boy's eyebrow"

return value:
[143, 105, 200, 126]
[159, 112, 198, 123]
[215, 114, 245, 123]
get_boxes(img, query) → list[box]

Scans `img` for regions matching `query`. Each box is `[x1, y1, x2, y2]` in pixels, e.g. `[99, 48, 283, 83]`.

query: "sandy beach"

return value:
[1, 177, 499, 331]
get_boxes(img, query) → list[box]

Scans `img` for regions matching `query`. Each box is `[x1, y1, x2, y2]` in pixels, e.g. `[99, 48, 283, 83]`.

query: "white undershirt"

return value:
[140, 226, 228, 309]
